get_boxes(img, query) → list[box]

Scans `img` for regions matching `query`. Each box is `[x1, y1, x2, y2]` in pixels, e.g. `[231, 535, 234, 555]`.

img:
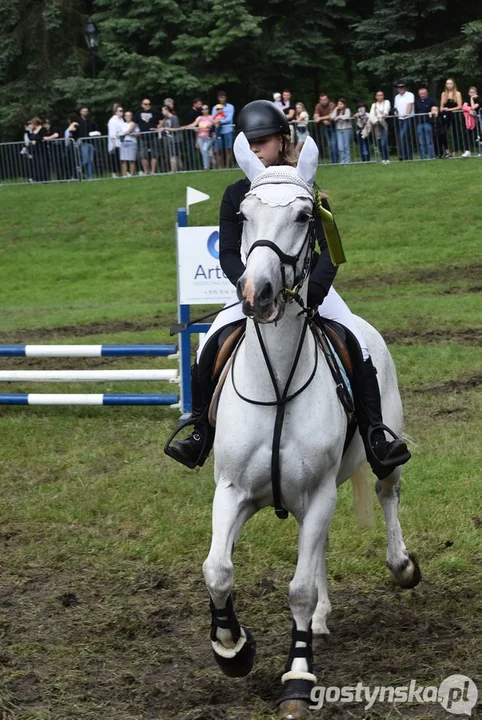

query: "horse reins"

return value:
[232, 219, 319, 519]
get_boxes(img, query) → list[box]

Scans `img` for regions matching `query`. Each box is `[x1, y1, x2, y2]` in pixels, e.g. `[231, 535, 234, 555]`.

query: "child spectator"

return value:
[354, 101, 370, 161]
[119, 111, 139, 176]
[461, 87, 480, 157]
[294, 102, 310, 151]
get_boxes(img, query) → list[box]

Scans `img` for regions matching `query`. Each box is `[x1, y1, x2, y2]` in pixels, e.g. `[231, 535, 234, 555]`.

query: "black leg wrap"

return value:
[210, 596, 256, 677]
[284, 622, 314, 674]
[278, 678, 315, 705]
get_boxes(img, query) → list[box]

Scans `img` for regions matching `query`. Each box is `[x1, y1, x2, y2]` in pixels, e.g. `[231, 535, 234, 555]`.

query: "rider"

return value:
[165, 100, 411, 480]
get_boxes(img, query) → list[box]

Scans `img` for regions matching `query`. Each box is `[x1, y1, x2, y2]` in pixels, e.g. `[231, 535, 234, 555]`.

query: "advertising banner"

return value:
[177, 226, 238, 305]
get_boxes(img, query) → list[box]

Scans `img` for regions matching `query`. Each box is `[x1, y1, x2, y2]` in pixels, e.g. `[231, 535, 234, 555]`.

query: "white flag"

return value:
[186, 186, 210, 213]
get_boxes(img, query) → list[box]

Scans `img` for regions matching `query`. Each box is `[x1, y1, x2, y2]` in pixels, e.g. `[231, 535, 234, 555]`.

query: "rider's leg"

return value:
[164, 303, 245, 469]
[318, 287, 411, 479]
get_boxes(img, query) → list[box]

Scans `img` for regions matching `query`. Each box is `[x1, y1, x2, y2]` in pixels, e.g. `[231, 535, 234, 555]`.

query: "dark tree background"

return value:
[0, 0, 480, 139]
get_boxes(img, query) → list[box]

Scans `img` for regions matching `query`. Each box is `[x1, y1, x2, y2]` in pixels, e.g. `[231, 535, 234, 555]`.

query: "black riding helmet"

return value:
[236, 100, 290, 140]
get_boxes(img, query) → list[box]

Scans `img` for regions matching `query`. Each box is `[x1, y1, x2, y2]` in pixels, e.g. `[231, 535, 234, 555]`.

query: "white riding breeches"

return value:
[196, 286, 370, 363]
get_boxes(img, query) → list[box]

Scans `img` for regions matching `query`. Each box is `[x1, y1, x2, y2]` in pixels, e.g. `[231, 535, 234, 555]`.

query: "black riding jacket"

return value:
[219, 178, 338, 306]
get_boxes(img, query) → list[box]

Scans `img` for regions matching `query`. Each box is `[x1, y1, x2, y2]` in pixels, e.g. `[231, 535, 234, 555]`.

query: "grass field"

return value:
[0, 161, 481, 720]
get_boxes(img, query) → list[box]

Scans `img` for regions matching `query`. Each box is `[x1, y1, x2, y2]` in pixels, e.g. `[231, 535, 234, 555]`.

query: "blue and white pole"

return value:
[0, 394, 179, 406]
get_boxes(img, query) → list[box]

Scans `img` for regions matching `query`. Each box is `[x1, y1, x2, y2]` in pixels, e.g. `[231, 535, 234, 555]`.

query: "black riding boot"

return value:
[354, 357, 411, 480]
[164, 362, 215, 469]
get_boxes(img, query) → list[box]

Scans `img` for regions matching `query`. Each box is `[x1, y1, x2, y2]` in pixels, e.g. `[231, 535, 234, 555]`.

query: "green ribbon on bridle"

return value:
[313, 187, 346, 266]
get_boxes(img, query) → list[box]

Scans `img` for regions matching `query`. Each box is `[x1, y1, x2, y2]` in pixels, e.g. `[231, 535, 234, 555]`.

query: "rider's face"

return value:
[249, 134, 283, 167]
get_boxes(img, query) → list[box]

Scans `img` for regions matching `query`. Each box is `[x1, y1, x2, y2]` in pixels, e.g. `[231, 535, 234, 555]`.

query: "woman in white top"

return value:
[369, 91, 391, 162]
[107, 104, 125, 177]
[330, 98, 352, 164]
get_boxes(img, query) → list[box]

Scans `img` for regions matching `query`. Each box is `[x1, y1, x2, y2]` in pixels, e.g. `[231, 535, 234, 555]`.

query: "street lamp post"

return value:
[84, 18, 99, 79]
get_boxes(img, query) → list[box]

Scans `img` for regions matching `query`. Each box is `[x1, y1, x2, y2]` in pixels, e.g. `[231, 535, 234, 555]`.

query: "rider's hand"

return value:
[307, 280, 327, 310]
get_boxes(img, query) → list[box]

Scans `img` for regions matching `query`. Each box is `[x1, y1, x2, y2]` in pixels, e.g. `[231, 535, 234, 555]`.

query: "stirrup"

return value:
[164, 414, 212, 469]
[367, 424, 411, 469]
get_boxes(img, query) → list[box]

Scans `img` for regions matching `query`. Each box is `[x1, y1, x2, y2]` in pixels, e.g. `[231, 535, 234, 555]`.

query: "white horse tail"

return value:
[351, 462, 374, 527]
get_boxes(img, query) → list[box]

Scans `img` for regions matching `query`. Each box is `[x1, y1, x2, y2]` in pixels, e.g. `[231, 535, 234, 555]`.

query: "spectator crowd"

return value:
[16, 79, 482, 182]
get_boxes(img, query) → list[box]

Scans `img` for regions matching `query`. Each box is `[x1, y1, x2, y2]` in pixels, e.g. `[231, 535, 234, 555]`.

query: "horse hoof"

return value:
[278, 699, 310, 719]
[391, 553, 422, 589]
[278, 679, 314, 718]
[212, 628, 256, 677]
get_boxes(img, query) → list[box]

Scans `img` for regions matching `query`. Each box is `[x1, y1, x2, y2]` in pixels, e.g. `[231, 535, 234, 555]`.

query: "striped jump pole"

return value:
[0, 345, 178, 358]
[0, 345, 180, 408]
[0, 394, 179, 406]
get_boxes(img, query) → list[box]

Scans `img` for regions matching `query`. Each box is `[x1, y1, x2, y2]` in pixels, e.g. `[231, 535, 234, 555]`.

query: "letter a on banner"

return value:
[186, 186, 210, 214]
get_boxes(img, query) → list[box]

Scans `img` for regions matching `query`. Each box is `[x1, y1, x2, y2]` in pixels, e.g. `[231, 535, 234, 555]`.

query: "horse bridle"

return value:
[245, 216, 316, 303]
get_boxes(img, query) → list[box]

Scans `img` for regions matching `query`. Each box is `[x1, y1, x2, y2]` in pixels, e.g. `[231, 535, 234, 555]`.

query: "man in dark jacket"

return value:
[415, 87, 436, 159]
[70, 106, 98, 180]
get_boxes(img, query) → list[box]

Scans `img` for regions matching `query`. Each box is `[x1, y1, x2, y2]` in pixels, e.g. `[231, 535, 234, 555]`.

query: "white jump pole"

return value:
[0, 370, 179, 383]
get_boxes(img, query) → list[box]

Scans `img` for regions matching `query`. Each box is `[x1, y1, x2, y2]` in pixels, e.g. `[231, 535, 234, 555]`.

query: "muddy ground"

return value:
[1, 543, 480, 720]
[1, 265, 480, 719]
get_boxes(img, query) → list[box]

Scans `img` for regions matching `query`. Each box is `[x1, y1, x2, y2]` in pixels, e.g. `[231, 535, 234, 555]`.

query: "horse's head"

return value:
[233, 133, 319, 323]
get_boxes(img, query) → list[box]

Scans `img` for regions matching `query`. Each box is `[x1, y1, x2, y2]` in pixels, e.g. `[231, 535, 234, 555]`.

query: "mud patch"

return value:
[342, 263, 482, 291]
[383, 327, 481, 346]
[414, 372, 481, 395]
[0, 313, 176, 344]
[0, 561, 479, 720]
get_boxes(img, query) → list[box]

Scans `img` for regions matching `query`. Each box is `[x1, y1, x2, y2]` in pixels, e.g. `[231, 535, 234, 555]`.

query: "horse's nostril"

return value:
[237, 277, 246, 299]
[259, 282, 273, 305]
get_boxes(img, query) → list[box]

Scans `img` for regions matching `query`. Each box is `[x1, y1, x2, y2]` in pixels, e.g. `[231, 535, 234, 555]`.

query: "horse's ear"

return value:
[233, 132, 265, 182]
[296, 136, 319, 186]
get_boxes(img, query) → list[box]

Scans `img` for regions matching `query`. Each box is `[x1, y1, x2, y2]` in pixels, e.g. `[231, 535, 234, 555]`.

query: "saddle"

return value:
[207, 318, 361, 429]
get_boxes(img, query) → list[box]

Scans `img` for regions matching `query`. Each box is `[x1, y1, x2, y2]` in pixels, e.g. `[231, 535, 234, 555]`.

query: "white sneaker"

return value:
[138, 170, 145, 176]
[461, 150, 471, 158]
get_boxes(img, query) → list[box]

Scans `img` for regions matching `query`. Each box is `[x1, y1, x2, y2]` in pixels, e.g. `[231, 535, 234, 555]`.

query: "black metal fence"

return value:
[1, 111, 481, 186]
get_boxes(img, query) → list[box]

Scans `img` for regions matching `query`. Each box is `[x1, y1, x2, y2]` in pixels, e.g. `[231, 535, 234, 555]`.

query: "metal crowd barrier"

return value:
[1, 112, 481, 186]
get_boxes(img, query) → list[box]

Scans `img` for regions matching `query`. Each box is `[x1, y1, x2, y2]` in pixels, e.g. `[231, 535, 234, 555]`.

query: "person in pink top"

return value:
[184, 104, 215, 170]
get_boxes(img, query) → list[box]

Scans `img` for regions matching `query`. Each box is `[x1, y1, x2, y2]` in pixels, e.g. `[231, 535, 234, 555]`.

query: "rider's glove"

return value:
[307, 280, 327, 310]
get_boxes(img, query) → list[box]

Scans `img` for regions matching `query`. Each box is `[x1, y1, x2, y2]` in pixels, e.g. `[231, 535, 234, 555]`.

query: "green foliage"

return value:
[0, 0, 91, 134]
[0, 0, 480, 139]
[352, 0, 482, 86]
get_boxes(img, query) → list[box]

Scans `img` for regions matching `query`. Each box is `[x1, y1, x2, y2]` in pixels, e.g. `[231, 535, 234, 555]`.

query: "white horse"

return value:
[202, 134, 420, 719]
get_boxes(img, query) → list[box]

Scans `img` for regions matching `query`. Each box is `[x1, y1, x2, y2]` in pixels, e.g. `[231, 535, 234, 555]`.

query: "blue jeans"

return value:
[336, 129, 351, 164]
[376, 126, 389, 161]
[198, 138, 213, 169]
[417, 122, 434, 159]
[323, 125, 339, 164]
[79, 141, 94, 179]
[399, 119, 413, 160]
[357, 133, 370, 161]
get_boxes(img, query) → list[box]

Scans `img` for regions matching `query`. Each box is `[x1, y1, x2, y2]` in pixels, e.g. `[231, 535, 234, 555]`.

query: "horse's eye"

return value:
[296, 212, 311, 223]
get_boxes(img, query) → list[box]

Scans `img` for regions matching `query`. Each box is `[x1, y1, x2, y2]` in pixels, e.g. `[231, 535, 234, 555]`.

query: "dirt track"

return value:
[1, 549, 479, 719]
